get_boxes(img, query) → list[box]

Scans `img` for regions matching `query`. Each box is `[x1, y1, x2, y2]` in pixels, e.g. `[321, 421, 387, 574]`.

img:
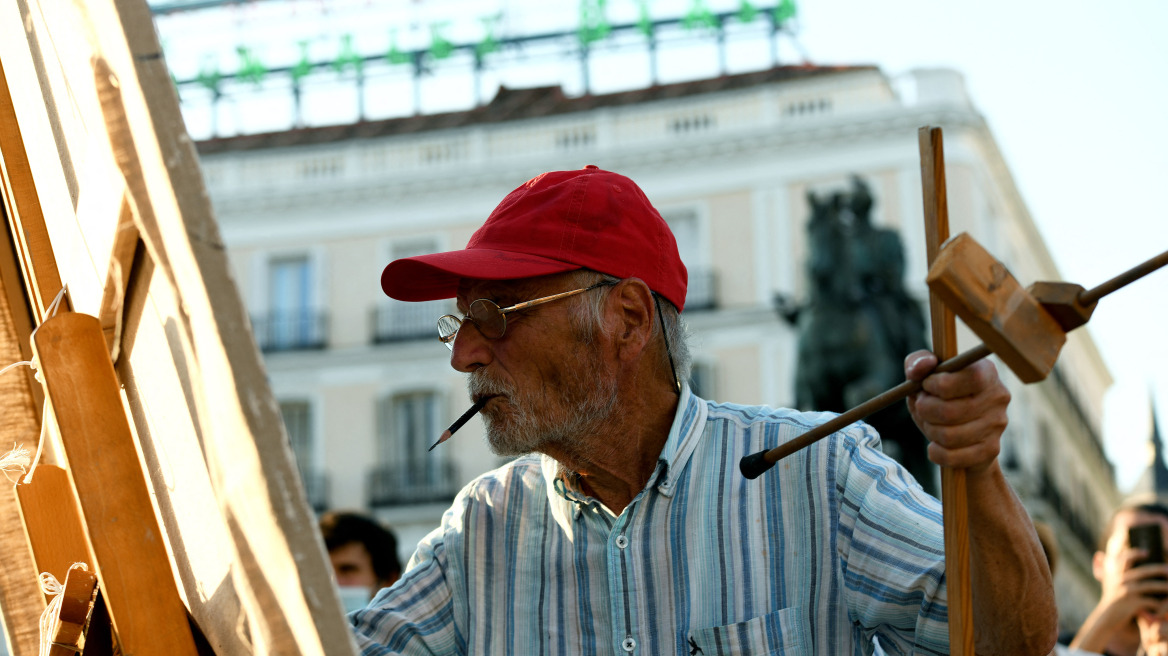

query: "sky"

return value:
[154, 0, 1168, 492]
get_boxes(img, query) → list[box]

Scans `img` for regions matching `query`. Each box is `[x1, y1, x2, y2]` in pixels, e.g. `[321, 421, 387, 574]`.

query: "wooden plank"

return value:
[32, 311, 199, 656]
[15, 465, 94, 601]
[919, 125, 973, 656]
[0, 52, 64, 320]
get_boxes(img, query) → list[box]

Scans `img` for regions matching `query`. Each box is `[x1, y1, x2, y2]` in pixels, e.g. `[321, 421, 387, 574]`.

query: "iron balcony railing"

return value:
[367, 459, 460, 507]
[372, 300, 452, 344]
[685, 267, 717, 311]
[253, 310, 329, 352]
[300, 469, 330, 512]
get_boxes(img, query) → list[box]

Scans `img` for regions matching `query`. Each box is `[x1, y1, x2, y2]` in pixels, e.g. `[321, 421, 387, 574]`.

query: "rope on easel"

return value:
[38, 562, 89, 656]
[0, 286, 68, 484]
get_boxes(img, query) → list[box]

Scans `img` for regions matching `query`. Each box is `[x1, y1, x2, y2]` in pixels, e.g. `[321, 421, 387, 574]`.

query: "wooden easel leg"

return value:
[32, 312, 198, 656]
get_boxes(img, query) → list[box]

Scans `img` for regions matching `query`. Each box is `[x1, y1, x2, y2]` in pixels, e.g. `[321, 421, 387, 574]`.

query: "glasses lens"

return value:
[437, 315, 462, 349]
[469, 299, 506, 339]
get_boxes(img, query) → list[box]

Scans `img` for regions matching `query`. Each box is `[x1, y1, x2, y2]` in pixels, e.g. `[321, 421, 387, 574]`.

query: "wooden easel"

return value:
[0, 0, 356, 654]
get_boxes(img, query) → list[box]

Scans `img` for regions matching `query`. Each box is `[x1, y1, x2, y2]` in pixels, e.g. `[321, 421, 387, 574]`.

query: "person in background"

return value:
[320, 511, 402, 612]
[1070, 500, 1168, 655]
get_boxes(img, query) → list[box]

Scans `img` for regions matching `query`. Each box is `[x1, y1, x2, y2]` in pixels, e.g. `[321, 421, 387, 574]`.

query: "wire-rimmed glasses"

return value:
[437, 281, 616, 349]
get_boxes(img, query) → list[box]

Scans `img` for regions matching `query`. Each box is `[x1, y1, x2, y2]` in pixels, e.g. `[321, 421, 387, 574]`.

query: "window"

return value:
[368, 391, 459, 506]
[689, 361, 714, 400]
[663, 210, 715, 310]
[374, 239, 450, 343]
[258, 254, 326, 351]
[280, 400, 327, 510]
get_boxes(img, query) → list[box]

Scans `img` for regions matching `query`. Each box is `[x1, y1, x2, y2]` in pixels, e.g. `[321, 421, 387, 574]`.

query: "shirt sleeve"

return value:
[349, 520, 463, 655]
[832, 422, 949, 655]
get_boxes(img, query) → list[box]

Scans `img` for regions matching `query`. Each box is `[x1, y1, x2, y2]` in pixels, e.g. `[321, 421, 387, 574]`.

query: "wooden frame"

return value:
[0, 0, 355, 653]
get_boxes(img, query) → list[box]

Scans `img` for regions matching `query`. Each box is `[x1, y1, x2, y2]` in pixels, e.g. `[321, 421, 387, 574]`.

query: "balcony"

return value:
[372, 300, 451, 344]
[301, 470, 330, 512]
[367, 460, 460, 507]
[252, 311, 329, 352]
[685, 267, 717, 311]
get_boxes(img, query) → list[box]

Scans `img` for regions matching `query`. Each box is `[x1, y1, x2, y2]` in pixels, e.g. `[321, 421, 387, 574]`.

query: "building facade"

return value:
[198, 64, 1119, 631]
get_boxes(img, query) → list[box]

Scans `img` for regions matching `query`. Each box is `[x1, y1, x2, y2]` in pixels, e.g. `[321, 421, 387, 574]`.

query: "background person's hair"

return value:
[1097, 498, 1168, 552]
[566, 269, 693, 385]
[319, 511, 402, 583]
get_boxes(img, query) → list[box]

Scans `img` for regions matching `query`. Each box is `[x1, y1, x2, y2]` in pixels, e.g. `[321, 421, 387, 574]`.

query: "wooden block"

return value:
[1028, 281, 1097, 333]
[48, 566, 97, 656]
[32, 312, 199, 656]
[926, 233, 1066, 383]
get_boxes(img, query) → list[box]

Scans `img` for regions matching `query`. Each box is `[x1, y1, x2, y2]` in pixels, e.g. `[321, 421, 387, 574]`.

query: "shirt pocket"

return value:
[687, 607, 811, 655]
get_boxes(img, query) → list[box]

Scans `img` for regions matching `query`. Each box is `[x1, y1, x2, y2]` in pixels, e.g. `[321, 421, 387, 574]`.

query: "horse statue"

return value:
[778, 178, 934, 492]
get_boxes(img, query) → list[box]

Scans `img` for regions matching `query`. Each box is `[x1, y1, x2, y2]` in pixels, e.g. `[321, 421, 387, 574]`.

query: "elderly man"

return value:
[352, 166, 1056, 655]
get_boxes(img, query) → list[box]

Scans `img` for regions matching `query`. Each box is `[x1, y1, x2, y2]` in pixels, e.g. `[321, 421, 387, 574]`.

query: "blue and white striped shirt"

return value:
[351, 389, 949, 655]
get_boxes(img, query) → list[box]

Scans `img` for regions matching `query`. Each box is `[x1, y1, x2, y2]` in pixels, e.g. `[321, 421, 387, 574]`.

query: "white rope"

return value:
[0, 444, 30, 482]
[38, 562, 89, 656]
[23, 409, 49, 485]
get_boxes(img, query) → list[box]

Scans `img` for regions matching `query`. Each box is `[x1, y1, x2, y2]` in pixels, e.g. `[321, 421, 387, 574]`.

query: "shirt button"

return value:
[615, 535, 629, 549]
[622, 636, 636, 652]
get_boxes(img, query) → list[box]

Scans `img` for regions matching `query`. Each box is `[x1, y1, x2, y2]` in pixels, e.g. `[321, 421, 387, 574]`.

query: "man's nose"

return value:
[449, 320, 492, 373]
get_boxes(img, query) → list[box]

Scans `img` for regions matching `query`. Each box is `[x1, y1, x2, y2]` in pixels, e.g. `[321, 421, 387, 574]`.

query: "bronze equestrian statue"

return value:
[777, 176, 934, 492]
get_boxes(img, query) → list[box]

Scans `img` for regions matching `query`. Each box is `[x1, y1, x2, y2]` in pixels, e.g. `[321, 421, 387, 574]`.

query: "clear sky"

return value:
[156, 0, 1167, 492]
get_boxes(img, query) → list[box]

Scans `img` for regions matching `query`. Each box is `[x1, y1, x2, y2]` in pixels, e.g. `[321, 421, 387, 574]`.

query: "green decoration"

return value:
[196, 58, 221, 94]
[636, 0, 653, 38]
[235, 46, 266, 86]
[773, 0, 797, 23]
[291, 40, 312, 83]
[332, 34, 363, 75]
[577, 0, 611, 46]
[682, 0, 718, 30]
[475, 14, 501, 59]
[385, 29, 411, 66]
[429, 23, 454, 60]
[737, 0, 758, 22]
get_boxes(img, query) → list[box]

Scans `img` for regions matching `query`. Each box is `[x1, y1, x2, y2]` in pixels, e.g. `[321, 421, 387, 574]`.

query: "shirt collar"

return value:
[653, 385, 707, 498]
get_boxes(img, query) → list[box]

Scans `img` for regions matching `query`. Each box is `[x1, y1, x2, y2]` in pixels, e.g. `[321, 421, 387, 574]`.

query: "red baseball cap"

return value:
[380, 166, 689, 311]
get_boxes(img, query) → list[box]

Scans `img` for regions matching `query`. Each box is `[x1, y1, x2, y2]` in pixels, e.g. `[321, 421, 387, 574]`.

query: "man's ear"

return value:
[606, 278, 655, 359]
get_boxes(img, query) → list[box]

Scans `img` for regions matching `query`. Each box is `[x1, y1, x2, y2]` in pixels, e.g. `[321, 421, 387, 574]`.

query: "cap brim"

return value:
[381, 249, 582, 302]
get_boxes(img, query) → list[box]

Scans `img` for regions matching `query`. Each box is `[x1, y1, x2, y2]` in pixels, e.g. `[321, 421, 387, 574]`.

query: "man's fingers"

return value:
[926, 440, 1000, 470]
[918, 358, 999, 399]
[903, 350, 937, 382]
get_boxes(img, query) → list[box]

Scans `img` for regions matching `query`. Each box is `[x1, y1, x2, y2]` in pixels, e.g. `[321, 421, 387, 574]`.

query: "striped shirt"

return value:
[351, 389, 949, 655]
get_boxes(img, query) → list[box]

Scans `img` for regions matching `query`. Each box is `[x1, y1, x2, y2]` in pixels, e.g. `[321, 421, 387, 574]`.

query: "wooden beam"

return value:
[33, 312, 199, 656]
[920, 125, 974, 656]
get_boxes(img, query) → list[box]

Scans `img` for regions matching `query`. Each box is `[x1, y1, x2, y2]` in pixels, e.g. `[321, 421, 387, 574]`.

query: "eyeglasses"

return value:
[437, 281, 616, 349]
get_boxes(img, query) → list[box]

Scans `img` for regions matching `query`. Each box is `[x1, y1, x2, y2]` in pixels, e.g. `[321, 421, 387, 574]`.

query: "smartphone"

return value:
[1129, 524, 1167, 600]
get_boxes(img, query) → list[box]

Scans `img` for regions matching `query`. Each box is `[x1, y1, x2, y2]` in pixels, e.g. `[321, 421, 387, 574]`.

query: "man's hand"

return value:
[903, 349, 1010, 473]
